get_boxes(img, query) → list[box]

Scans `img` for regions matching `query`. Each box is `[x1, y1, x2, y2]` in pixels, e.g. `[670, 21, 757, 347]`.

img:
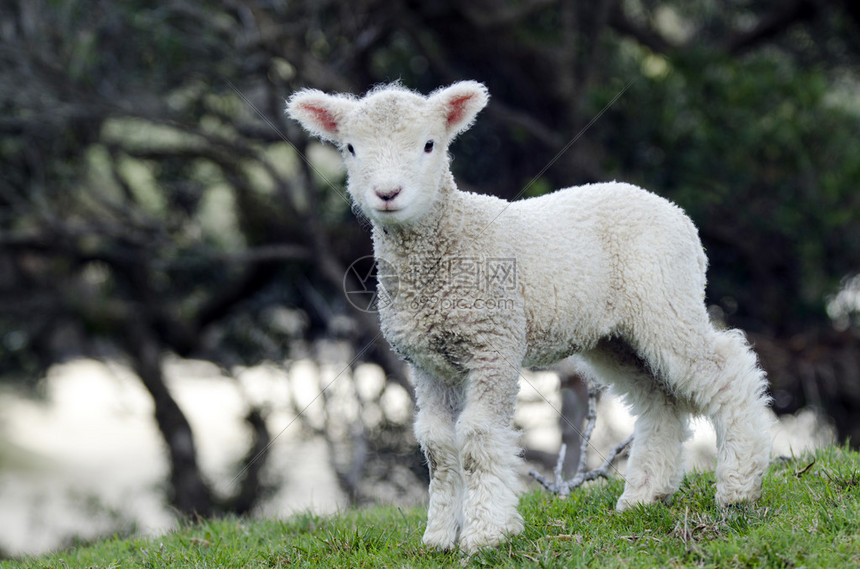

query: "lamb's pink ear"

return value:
[286, 89, 355, 143]
[429, 81, 489, 138]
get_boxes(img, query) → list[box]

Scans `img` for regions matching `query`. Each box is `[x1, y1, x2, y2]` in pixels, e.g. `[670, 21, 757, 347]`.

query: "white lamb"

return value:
[287, 81, 773, 554]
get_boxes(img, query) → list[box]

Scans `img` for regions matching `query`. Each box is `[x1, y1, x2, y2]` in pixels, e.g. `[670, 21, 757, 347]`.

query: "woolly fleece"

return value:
[287, 81, 773, 555]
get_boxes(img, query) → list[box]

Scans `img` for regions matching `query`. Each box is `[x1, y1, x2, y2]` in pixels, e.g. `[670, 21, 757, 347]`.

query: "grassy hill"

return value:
[3, 445, 858, 568]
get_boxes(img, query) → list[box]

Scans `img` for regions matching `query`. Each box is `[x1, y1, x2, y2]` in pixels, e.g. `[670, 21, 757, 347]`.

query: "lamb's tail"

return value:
[713, 329, 771, 407]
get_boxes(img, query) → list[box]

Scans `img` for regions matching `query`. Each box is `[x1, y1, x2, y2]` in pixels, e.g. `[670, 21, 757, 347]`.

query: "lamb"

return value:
[286, 81, 773, 555]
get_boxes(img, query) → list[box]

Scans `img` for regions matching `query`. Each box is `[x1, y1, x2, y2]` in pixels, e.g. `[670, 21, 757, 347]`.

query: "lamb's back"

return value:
[492, 182, 706, 364]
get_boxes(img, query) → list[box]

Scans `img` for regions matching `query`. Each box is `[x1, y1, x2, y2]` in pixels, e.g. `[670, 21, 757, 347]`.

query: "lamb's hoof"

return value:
[422, 523, 459, 551]
[616, 491, 674, 511]
[458, 513, 523, 556]
[616, 494, 640, 511]
[715, 478, 763, 508]
[458, 530, 501, 556]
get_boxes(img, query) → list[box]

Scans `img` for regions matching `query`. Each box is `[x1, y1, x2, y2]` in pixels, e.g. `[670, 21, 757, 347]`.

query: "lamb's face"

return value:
[287, 81, 489, 228]
[337, 94, 449, 226]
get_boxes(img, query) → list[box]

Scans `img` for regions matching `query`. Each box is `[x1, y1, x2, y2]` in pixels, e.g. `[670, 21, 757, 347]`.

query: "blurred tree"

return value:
[0, 0, 412, 516]
[1, 0, 858, 516]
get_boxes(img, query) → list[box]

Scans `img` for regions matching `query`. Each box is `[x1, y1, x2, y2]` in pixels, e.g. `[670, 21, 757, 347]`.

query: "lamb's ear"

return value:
[429, 81, 489, 138]
[286, 89, 355, 143]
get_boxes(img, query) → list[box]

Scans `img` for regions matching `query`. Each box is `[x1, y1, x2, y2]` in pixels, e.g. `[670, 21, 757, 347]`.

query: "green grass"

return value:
[3, 445, 859, 568]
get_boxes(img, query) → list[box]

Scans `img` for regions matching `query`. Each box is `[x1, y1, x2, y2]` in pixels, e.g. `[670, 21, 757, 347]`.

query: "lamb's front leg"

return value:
[456, 364, 524, 555]
[413, 369, 465, 550]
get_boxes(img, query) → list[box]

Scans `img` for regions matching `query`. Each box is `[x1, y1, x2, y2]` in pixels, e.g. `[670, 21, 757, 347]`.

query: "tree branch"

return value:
[126, 319, 214, 516]
[529, 384, 633, 496]
[223, 407, 272, 515]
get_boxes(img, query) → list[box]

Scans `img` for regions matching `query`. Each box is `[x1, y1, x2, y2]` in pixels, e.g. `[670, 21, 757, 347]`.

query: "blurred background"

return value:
[0, 0, 858, 557]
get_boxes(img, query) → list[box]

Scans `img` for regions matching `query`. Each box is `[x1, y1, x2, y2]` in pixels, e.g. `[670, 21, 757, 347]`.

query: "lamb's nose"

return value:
[375, 187, 402, 202]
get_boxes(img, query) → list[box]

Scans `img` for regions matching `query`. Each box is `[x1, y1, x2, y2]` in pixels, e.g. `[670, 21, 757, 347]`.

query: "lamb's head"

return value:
[287, 81, 488, 227]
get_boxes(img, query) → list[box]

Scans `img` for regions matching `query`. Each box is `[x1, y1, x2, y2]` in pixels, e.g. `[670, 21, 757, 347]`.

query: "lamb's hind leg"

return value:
[619, 395, 690, 510]
[697, 330, 772, 506]
[579, 339, 691, 510]
[412, 368, 465, 550]
[456, 363, 524, 555]
[641, 327, 772, 507]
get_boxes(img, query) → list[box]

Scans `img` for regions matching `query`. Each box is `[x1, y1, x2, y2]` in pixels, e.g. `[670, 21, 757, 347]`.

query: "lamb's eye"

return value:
[346, 143, 355, 156]
[424, 140, 434, 153]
